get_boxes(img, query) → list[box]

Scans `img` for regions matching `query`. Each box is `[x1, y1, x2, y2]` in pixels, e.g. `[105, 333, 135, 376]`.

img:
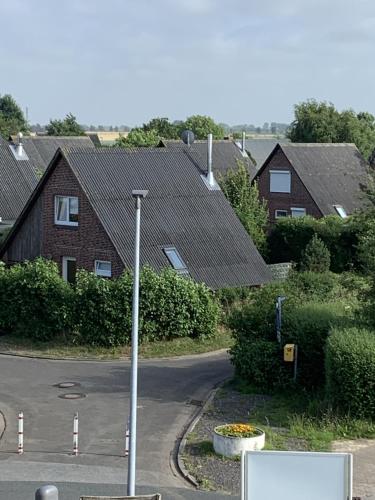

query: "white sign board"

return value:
[241, 450, 352, 500]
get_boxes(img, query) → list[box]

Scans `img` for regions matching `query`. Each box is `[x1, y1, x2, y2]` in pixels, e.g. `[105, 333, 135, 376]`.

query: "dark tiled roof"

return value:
[281, 143, 369, 215]
[245, 138, 290, 169]
[13, 136, 95, 172]
[58, 148, 271, 289]
[160, 139, 257, 179]
[0, 137, 38, 221]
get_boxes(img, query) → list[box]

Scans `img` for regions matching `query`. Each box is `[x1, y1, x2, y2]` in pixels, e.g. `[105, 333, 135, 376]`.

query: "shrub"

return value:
[326, 327, 375, 418]
[0, 258, 73, 340]
[230, 338, 289, 392]
[287, 271, 340, 301]
[282, 302, 349, 389]
[301, 235, 331, 273]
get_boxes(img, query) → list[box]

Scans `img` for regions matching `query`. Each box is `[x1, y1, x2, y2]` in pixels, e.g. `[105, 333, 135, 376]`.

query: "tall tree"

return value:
[182, 115, 224, 140]
[0, 94, 29, 138]
[287, 99, 375, 159]
[218, 160, 268, 255]
[46, 113, 85, 136]
[142, 117, 179, 139]
[114, 128, 159, 148]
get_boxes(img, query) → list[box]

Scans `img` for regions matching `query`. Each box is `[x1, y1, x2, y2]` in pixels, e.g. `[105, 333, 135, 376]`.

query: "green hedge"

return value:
[0, 259, 220, 346]
[268, 215, 359, 272]
[326, 327, 375, 418]
[0, 259, 73, 340]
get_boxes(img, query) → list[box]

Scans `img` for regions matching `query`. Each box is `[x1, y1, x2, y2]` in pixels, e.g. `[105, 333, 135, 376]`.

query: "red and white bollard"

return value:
[73, 413, 79, 456]
[125, 418, 130, 457]
[18, 411, 24, 455]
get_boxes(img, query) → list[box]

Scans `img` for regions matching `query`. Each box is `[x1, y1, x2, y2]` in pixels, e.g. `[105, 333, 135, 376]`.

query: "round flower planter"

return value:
[213, 425, 265, 458]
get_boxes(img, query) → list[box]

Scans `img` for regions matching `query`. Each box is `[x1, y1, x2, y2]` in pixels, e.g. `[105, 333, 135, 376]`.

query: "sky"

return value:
[1, 0, 375, 127]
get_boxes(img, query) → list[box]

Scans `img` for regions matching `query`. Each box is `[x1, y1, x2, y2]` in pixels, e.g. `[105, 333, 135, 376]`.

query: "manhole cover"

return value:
[58, 393, 86, 400]
[54, 382, 81, 389]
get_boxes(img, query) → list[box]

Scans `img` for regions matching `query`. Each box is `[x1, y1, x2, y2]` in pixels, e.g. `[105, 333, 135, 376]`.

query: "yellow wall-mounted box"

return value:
[284, 344, 295, 362]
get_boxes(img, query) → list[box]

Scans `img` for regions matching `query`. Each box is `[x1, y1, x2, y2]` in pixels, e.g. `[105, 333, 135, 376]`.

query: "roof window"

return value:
[333, 205, 347, 218]
[163, 247, 189, 274]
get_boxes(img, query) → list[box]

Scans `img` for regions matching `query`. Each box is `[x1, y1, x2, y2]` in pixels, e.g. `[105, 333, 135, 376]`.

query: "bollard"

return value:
[35, 484, 58, 499]
[18, 411, 23, 455]
[73, 412, 79, 456]
[125, 417, 130, 457]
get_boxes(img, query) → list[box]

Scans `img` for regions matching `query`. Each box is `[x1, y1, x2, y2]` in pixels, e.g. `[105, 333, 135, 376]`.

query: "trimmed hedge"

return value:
[0, 260, 220, 346]
[326, 327, 375, 418]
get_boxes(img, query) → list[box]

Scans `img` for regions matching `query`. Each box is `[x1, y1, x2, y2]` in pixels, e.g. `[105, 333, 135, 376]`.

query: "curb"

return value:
[171, 378, 229, 488]
[0, 348, 229, 363]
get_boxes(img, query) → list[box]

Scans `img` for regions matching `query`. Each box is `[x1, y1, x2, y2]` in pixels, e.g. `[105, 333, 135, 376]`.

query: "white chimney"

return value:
[207, 133, 215, 186]
[242, 131, 246, 153]
[16, 132, 23, 157]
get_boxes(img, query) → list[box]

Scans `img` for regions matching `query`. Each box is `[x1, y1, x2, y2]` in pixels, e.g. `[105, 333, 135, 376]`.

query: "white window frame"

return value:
[54, 195, 79, 226]
[270, 170, 291, 193]
[163, 247, 189, 274]
[275, 210, 288, 218]
[333, 205, 348, 218]
[94, 260, 112, 277]
[291, 207, 306, 218]
[62, 256, 76, 282]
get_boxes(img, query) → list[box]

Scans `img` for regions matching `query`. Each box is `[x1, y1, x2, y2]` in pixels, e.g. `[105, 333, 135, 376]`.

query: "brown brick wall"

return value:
[257, 148, 322, 223]
[39, 156, 124, 277]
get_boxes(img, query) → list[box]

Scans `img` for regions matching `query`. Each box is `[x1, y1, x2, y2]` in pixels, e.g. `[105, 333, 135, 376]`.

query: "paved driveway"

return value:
[0, 351, 234, 498]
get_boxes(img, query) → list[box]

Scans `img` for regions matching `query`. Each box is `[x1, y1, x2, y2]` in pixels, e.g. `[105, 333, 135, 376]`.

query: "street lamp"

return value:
[127, 189, 148, 497]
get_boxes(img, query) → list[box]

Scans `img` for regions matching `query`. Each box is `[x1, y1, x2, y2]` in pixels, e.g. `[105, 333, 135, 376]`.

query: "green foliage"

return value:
[218, 161, 268, 254]
[287, 99, 375, 159]
[326, 327, 375, 418]
[115, 128, 160, 148]
[182, 115, 224, 140]
[301, 234, 331, 273]
[46, 113, 85, 136]
[0, 227, 11, 244]
[0, 259, 73, 340]
[142, 117, 179, 139]
[268, 215, 359, 272]
[0, 94, 29, 138]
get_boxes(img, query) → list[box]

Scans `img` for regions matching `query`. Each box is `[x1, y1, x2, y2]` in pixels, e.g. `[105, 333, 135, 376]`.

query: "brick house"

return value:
[254, 143, 369, 223]
[0, 147, 272, 289]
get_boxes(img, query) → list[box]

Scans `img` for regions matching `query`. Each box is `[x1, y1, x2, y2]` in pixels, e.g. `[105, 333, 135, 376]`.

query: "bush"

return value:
[287, 270, 340, 301]
[0, 259, 73, 340]
[230, 338, 289, 392]
[282, 302, 349, 389]
[326, 327, 375, 418]
[301, 235, 331, 273]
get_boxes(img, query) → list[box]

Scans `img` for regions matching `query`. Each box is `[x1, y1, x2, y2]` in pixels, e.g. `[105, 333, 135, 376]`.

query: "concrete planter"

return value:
[213, 425, 265, 458]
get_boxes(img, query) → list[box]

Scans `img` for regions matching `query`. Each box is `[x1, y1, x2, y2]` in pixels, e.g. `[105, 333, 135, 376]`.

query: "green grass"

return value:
[0, 327, 233, 360]
[244, 388, 375, 452]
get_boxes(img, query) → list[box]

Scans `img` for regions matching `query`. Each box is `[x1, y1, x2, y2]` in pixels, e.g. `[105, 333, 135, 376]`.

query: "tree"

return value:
[0, 94, 29, 138]
[218, 160, 268, 255]
[114, 128, 159, 148]
[46, 113, 85, 136]
[287, 99, 375, 159]
[301, 234, 331, 272]
[182, 115, 224, 140]
[142, 117, 179, 139]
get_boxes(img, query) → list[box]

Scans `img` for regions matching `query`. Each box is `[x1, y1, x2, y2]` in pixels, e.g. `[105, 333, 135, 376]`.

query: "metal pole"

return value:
[18, 411, 24, 455]
[35, 485, 58, 499]
[125, 416, 130, 457]
[127, 190, 148, 497]
[293, 345, 298, 382]
[73, 413, 79, 456]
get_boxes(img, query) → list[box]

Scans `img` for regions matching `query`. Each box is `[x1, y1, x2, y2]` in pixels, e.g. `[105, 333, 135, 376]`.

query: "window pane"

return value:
[275, 210, 288, 218]
[270, 171, 291, 193]
[95, 260, 112, 277]
[291, 208, 306, 218]
[334, 205, 347, 218]
[56, 197, 68, 221]
[164, 248, 186, 270]
[69, 197, 79, 223]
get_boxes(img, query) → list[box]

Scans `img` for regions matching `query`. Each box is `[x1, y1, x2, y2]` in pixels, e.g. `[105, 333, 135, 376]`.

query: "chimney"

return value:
[16, 132, 23, 156]
[207, 133, 215, 186]
[242, 131, 246, 153]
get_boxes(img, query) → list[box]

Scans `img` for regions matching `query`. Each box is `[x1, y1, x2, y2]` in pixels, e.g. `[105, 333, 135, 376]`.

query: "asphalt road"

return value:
[0, 351, 235, 499]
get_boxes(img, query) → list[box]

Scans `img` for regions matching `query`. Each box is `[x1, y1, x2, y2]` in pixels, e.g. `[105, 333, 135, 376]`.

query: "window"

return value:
[291, 207, 306, 218]
[55, 196, 79, 226]
[275, 210, 288, 218]
[62, 257, 76, 284]
[333, 205, 347, 218]
[270, 170, 291, 193]
[95, 260, 112, 277]
[163, 247, 188, 274]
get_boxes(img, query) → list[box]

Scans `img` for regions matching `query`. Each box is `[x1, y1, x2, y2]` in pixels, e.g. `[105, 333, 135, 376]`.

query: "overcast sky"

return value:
[1, 0, 375, 126]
